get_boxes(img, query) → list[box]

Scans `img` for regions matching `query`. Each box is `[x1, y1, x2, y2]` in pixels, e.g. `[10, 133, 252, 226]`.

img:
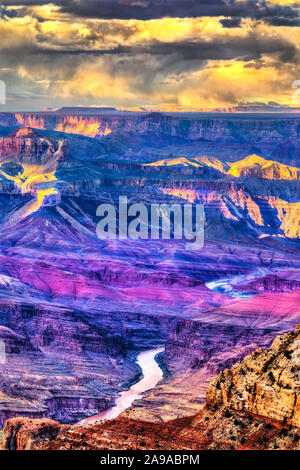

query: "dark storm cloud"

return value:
[59, 1, 300, 22]
[2, 2, 298, 68]
[0, 6, 20, 18]
[0, 1, 48, 5]
[130, 36, 298, 63]
[220, 17, 242, 28]
[1, 0, 300, 22]
[1, 0, 299, 110]
[265, 17, 300, 26]
[33, 34, 298, 66]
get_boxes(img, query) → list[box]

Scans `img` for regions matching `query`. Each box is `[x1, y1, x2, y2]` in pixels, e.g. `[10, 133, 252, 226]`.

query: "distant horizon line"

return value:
[2, 105, 300, 116]
[2, 103, 300, 115]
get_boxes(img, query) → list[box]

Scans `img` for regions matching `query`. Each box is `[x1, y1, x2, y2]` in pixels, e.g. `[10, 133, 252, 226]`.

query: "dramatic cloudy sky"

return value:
[0, 0, 300, 110]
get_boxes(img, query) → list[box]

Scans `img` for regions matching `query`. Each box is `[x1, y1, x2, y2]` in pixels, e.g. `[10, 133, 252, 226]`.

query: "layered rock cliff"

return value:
[8, 112, 300, 147]
[0, 127, 70, 164]
[1, 111, 300, 164]
[148, 155, 300, 181]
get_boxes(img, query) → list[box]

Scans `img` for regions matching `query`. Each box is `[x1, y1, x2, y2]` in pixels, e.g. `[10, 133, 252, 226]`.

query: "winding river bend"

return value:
[77, 347, 164, 425]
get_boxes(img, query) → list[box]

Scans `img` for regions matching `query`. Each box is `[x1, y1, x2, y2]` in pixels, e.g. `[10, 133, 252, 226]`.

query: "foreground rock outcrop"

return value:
[207, 324, 300, 427]
[1, 417, 65, 450]
[2, 325, 299, 450]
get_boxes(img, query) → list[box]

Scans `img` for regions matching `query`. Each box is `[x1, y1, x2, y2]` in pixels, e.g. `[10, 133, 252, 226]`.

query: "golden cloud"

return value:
[0, 7, 299, 109]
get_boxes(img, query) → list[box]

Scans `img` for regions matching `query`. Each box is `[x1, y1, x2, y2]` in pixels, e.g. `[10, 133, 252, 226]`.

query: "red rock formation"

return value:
[206, 325, 300, 428]
[1, 417, 66, 450]
[0, 127, 70, 163]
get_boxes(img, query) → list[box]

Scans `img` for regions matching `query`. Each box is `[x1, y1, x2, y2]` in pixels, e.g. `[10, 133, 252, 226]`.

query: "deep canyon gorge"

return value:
[0, 109, 299, 449]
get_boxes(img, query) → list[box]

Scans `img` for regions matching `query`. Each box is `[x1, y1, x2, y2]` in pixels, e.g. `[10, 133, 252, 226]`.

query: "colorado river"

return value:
[77, 347, 164, 425]
[205, 269, 270, 299]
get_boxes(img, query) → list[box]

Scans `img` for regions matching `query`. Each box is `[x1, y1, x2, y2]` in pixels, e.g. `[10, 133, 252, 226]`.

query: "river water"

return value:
[77, 347, 164, 425]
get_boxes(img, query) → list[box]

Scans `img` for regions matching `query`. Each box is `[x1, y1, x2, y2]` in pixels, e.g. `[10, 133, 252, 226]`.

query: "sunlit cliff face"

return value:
[0, 165, 56, 194]
[55, 116, 112, 138]
[24, 188, 60, 217]
[148, 155, 300, 180]
[156, 154, 300, 239]
[161, 187, 300, 239]
[0, 164, 59, 217]
[0, 129, 63, 218]
[15, 114, 45, 130]
[15, 114, 113, 138]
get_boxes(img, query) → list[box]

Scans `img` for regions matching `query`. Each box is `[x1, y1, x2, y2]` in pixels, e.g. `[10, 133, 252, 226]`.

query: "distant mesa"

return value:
[144, 112, 164, 120]
[53, 107, 117, 115]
